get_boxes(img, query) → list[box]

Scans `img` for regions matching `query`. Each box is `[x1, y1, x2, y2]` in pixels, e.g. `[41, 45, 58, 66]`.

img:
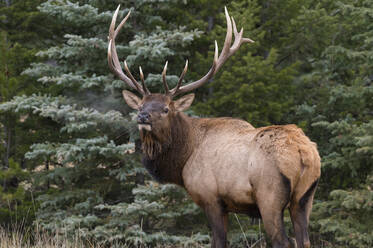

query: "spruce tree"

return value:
[0, 0, 62, 227]
[0, 30, 40, 226]
[3, 0, 372, 246]
[191, 0, 298, 127]
[292, 1, 373, 247]
[189, 0, 373, 246]
[1, 0, 209, 246]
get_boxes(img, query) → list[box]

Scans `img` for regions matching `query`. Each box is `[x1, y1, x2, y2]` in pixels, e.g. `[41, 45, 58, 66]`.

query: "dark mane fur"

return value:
[141, 112, 194, 186]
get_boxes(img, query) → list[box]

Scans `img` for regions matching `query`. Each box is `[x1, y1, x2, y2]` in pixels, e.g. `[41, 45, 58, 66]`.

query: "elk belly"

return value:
[138, 124, 152, 131]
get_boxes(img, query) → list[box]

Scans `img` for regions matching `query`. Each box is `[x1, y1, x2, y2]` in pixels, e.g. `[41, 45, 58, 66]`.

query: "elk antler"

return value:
[162, 61, 170, 95]
[109, 6, 253, 98]
[168, 7, 254, 97]
[108, 5, 150, 95]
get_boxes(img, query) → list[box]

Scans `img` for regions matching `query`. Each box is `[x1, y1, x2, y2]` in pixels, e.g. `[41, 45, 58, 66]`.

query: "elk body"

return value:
[108, 6, 321, 248]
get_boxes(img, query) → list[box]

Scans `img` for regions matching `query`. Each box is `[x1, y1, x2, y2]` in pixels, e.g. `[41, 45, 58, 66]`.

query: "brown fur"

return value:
[123, 93, 321, 248]
[141, 112, 195, 186]
[253, 125, 321, 203]
[140, 131, 165, 159]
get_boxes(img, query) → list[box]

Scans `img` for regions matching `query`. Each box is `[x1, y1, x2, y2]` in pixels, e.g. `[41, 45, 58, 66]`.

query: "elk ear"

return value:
[122, 90, 141, 110]
[174, 93, 195, 112]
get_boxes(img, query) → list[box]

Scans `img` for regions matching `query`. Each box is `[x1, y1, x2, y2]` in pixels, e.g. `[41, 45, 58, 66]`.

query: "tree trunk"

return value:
[4, 0, 11, 7]
[0, 124, 4, 168]
[6, 124, 11, 166]
[46, 160, 50, 189]
[2, 117, 16, 168]
[3, 125, 9, 168]
[207, 16, 214, 32]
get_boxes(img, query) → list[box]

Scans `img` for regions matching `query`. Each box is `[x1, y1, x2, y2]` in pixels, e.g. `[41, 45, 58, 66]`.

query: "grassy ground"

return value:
[0, 225, 124, 248]
[0, 226, 208, 248]
[0, 225, 262, 248]
[0, 221, 333, 248]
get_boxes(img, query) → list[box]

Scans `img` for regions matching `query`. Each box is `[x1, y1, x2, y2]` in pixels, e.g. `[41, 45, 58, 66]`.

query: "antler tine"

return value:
[162, 61, 170, 95]
[231, 16, 239, 36]
[170, 60, 189, 95]
[108, 5, 120, 40]
[169, 7, 253, 97]
[230, 16, 254, 55]
[139, 66, 150, 95]
[214, 40, 219, 63]
[107, 5, 145, 95]
[123, 61, 143, 93]
[218, 6, 233, 67]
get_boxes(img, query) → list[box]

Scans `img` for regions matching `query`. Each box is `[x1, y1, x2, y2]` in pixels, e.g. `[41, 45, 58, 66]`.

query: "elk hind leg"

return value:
[290, 179, 319, 248]
[256, 173, 292, 248]
[205, 201, 228, 248]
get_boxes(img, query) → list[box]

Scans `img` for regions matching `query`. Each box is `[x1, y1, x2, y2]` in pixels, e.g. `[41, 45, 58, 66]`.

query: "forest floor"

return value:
[0, 224, 334, 248]
[0, 226, 207, 248]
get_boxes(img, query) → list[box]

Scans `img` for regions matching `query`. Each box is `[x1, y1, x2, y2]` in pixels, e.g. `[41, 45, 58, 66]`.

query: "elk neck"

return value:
[140, 112, 197, 186]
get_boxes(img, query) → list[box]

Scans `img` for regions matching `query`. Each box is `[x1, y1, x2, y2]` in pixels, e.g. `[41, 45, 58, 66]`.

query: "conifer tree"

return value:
[2, 0, 372, 246]
[0, 0, 62, 226]
[191, 0, 298, 127]
[189, 1, 373, 246]
[0, 0, 57, 47]
[1, 0, 208, 246]
[0, 30, 40, 226]
[292, 1, 373, 247]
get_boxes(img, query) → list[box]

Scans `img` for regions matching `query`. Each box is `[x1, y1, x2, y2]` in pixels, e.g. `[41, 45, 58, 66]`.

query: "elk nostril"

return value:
[138, 112, 150, 123]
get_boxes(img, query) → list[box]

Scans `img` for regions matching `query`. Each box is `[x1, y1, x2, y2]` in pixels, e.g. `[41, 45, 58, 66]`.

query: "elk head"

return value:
[107, 5, 253, 157]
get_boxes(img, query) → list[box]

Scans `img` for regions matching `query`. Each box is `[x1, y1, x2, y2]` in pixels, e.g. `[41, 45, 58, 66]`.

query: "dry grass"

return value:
[0, 225, 202, 248]
[0, 225, 115, 248]
[0, 219, 333, 248]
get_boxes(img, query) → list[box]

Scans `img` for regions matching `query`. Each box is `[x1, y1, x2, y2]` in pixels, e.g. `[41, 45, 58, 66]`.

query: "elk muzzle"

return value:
[137, 111, 152, 131]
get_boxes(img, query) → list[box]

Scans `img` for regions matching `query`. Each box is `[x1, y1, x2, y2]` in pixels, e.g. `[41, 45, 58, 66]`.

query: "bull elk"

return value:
[108, 6, 321, 248]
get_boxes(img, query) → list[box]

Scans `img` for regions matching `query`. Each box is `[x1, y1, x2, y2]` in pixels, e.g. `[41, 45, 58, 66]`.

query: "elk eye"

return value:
[163, 108, 169, 114]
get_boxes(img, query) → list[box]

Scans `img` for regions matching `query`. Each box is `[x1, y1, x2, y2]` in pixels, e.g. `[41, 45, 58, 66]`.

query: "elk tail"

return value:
[293, 140, 321, 207]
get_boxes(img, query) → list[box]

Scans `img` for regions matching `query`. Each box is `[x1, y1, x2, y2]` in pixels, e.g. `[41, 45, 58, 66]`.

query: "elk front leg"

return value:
[205, 203, 228, 248]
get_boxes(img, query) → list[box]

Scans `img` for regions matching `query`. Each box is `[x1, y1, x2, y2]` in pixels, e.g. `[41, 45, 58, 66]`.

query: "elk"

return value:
[108, 6, 321, 248]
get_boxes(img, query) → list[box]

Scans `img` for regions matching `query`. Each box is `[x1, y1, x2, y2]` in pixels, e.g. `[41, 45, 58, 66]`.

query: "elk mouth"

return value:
[138, 122, 152, 131]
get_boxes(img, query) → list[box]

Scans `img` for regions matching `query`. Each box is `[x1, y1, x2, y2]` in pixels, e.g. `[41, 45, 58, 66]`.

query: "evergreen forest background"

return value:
[0, 0, 372, 247]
